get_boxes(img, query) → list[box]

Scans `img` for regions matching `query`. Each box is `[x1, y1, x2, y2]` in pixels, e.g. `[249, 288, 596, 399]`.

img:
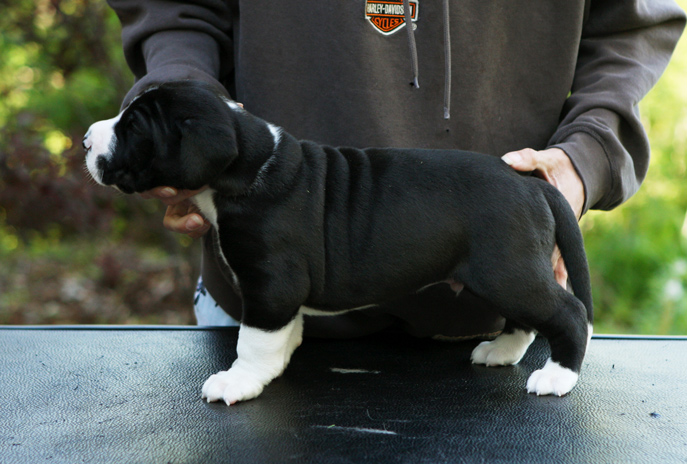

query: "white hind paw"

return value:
[527, 358, 579, 396]
[471, 330, 535, 366]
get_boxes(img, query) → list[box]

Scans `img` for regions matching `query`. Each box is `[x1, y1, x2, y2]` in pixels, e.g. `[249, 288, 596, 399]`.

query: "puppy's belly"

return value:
[300, 279, 463, 317]
[299, 304, 377, 317]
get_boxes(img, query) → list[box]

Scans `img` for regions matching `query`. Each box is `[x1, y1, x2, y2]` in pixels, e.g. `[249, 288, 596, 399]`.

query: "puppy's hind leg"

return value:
[468, 266, 590, 396]
[524, 288, 590, 397]
[471, 320, 536, 367]
[202, 313, 304, 405]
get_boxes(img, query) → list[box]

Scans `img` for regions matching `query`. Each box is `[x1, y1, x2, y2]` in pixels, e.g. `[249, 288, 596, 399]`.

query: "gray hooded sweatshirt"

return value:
[108, 0, 685, 339]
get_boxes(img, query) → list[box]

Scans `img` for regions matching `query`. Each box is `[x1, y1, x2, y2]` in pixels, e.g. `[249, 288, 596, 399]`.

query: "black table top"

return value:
[1, 327, 686, 463]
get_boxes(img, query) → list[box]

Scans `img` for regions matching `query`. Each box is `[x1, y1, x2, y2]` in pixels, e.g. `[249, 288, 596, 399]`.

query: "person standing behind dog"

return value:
[107, 0, 685, 338]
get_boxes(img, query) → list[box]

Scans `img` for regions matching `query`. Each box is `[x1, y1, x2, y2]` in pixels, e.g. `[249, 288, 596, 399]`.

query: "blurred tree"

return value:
[0, 1, 198, 325]
[0, 0, 172, 244]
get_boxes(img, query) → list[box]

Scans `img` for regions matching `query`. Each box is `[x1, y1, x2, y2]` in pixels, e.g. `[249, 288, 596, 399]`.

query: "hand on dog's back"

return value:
[501, 147, 583, 290]
[140, 186, 211, 239]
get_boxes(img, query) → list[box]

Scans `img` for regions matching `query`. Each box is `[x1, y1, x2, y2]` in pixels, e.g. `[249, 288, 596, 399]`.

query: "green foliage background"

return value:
[580, 27, 687, 335]
[1, 0, 686, 332]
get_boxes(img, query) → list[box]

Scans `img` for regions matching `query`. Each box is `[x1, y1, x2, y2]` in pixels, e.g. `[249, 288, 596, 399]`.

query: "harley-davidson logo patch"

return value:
[365, 0, 419, 36]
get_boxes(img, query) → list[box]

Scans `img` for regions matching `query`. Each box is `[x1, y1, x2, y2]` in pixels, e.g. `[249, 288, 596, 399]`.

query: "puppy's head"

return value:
[83, 81, 238, 194]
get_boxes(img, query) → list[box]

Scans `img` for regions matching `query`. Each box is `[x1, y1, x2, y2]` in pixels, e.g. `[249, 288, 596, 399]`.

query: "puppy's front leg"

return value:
[202, 313, 304, 405]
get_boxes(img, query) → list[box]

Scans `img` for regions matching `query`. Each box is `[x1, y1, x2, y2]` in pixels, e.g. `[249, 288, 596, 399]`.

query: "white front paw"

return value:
[201, 366, 267, 405]
[526, 358, 579, 396]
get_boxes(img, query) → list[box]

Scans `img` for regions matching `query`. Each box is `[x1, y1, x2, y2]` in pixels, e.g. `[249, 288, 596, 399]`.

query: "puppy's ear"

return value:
[177, 118, 238, 190]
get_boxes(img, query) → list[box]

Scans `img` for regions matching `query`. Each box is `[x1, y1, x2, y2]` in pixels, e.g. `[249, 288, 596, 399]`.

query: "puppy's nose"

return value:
[82, 131, 92, 152]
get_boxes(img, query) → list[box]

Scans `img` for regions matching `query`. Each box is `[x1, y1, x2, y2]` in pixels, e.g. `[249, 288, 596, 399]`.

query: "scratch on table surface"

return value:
[313, 425, 397, 435]
[329, 367, 381, 374]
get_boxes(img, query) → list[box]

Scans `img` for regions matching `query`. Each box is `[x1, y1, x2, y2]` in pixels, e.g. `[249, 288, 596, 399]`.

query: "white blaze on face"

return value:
[84, 112, 122, 185]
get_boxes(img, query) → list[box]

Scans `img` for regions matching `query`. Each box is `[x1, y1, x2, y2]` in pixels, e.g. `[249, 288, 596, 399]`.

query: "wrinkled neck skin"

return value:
[210, 103, 298, 197]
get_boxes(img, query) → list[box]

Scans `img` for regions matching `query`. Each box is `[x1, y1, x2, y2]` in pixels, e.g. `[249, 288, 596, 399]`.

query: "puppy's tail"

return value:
[542, 184, 593, 325]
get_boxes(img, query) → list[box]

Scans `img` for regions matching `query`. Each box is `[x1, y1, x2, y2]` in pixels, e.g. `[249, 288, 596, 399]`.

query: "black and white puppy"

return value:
[84, 81, 593, 404]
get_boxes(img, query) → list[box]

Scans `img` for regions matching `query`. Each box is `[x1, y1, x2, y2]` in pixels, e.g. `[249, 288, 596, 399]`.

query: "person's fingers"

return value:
[502, 148, 560, 187]
[501, 148, 539, 171]
[140, 186, 177, 201]
[162, 203, 191, 233]
[138, 187, 211, 238]
[164, 212, 210, 237]
[140, 186, 208, 206]
[503, 148, 584, 220]
[186, 218, 212, 239]
[162, 202, 211, 237]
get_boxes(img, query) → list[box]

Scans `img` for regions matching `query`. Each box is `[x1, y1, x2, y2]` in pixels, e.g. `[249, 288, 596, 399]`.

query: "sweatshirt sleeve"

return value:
[107, 0, 234, 108]
[548, 0, 685, 213]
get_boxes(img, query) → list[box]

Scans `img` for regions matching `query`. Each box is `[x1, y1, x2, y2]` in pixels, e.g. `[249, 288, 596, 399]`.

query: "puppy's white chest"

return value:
[192, 189, 218, 228]
[192, 189, 239, 288]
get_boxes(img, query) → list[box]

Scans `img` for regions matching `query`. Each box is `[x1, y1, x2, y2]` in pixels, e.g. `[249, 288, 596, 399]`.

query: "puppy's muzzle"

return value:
[83, 115, 121, 186]
[82, 131, 92, 153]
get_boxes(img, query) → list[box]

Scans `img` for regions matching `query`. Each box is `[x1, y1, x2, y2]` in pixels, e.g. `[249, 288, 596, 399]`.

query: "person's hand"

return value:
[140, 186, 211, 239]
[501, 148, 585, 288]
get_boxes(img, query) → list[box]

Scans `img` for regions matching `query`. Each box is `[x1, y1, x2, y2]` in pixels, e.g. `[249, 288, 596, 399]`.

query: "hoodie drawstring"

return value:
[402, 0, 452, 120]
[403, 0, 420, 89]
[442, 0, 451, 120]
